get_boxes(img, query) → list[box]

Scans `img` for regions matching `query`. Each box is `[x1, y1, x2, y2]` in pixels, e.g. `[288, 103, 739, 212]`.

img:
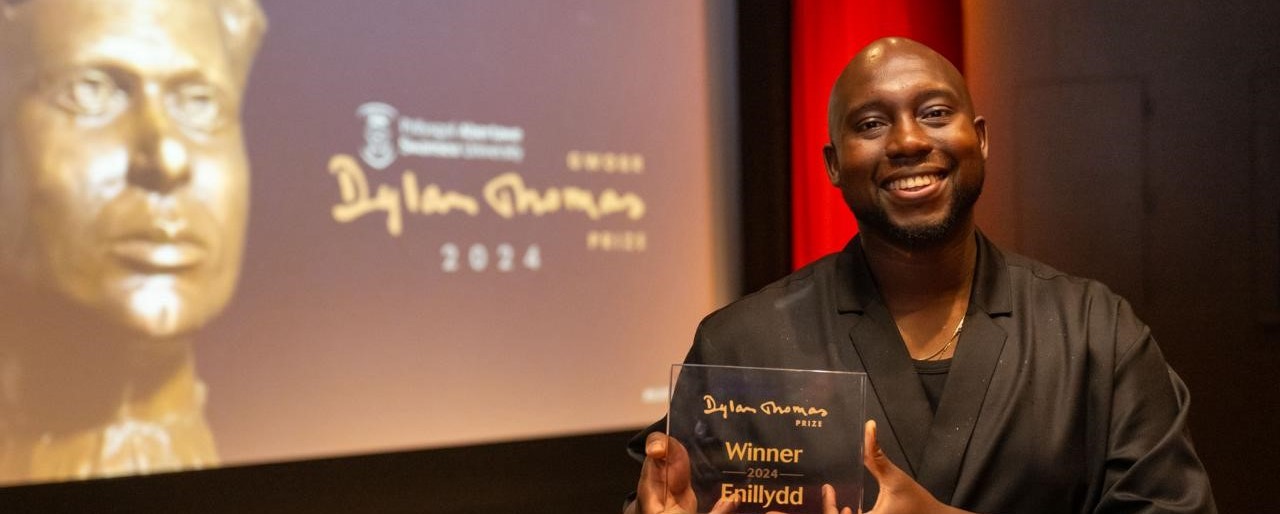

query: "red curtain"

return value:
[790, 0, 965, 268]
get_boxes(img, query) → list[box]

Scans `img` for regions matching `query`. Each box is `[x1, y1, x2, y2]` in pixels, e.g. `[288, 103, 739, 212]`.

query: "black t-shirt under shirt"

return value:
[912, 358, 952, 414]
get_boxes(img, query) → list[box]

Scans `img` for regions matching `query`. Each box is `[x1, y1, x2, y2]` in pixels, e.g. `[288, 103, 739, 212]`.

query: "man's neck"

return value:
[861, 227, 976, 298]
[859, 224, 978, 358]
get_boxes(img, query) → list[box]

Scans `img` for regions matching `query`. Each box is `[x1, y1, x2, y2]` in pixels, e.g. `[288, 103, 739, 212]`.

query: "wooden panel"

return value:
[1013, 81, 1147, 304]
[1253, 68, 1280, 327]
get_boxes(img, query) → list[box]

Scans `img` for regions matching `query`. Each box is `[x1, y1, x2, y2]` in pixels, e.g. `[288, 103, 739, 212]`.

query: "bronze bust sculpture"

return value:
[0, 0, 265, 482]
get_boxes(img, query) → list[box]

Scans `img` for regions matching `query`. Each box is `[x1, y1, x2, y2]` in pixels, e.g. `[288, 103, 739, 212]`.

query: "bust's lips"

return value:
[110, 238, 208, 271]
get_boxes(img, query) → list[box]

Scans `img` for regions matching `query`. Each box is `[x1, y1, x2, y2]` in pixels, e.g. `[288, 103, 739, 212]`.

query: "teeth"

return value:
[886, 174, 940, 191]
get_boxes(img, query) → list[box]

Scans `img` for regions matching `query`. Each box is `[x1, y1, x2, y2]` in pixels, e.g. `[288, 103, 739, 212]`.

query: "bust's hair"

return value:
[213, 0, 268, 87]
[1, 0, 267, 87]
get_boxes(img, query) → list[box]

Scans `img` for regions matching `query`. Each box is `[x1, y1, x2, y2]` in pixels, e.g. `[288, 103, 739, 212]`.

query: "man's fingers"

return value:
[635, 432, 673, 514]
[663, 435, 692, 495]
[860, 420, 952, 514]
[636, 433, 694, 513]
[862, 420, 883, 476]
[823, 483, 838, 513]
[635, 451, 666, 513]
[822, 483, 855, 514]
[710, 496, 739, 514]
[862, 419, 903, 486]
[646, 431, 669, 460]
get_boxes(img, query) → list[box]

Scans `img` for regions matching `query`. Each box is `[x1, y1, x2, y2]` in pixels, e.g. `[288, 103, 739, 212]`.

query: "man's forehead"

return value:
[827, 38, 973, 139]
[845, 53, 965, 103]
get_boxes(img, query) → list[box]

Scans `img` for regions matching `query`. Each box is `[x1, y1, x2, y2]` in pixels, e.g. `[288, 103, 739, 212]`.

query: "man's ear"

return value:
[822, 144, 840, 186]
[973, 115, 988, 160]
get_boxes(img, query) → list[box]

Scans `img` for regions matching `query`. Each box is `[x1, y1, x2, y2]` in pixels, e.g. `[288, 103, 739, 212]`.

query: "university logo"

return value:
[357, 102, 398, 170]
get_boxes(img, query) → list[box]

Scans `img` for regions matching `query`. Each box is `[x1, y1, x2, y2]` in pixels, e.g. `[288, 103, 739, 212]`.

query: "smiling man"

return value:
[0, 0, 265, 482]
[627, 38, 1215, 513]
[824, 39, 985, 254]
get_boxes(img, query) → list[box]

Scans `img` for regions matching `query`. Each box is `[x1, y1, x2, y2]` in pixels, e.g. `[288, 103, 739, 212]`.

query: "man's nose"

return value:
[885, 118, 931, 160]
[126, 90, 192, 193]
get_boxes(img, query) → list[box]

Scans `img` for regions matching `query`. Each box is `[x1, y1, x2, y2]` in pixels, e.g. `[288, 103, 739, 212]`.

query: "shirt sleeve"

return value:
[1095, 308, 1216, 513]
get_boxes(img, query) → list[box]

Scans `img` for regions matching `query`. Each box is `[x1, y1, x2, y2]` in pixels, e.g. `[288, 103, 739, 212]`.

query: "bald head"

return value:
[820, 37, 987, 250]
[828, 37, 974, 141]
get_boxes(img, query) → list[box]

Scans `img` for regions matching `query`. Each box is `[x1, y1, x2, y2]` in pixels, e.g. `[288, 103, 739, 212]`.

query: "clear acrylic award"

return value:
[666, 364, 866, 514]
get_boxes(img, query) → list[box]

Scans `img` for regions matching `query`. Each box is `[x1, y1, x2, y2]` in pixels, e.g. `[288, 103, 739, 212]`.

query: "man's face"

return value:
[824, 45, 987, 248]
[0, 0, 248, 337]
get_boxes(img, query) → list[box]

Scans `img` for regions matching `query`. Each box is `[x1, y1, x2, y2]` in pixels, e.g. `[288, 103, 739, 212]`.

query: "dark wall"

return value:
[0, 431, 640, 513]
[737, 1, 794, 293]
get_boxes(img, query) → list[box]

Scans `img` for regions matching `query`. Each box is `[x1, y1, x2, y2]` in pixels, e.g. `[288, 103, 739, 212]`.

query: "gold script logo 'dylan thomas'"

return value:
[702, 395, 829, 427]
[329, 103, 645, 238]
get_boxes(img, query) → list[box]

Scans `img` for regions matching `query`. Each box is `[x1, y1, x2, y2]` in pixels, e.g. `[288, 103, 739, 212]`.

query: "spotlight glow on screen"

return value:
[202, 1, 729, 465]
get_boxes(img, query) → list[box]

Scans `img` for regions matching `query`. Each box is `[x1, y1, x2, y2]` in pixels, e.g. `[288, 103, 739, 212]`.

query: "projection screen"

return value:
[0, 0, 733, 482]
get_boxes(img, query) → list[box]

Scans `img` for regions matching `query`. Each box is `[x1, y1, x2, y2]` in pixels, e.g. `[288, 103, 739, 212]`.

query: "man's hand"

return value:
[627, 421, 972, 514]
[862, 420, 970, 514]
[765, 484, 853, 514]
[626, 431, 737, 514]
[821, 483, 855, 514]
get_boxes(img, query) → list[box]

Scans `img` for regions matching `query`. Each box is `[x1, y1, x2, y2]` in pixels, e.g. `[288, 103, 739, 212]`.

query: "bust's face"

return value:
[0, 0, 249, 337]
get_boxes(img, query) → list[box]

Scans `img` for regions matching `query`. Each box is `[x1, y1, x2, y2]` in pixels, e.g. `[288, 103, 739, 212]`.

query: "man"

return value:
[627, 38, 1215, 513]
[0, 0, 265, 482]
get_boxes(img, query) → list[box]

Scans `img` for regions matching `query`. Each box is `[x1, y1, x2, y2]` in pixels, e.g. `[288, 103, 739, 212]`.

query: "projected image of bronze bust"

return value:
[0, 0, 265, 482]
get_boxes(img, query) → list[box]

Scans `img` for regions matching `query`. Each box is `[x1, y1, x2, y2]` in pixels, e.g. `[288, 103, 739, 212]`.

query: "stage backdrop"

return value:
[197, 0, 727, 466]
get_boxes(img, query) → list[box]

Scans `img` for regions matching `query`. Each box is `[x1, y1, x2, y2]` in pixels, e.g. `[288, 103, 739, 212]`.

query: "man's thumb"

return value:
[862, 420, 898, 482]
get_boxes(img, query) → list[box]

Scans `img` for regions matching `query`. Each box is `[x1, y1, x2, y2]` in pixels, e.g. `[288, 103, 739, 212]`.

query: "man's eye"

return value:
[856, 119, 886, 132]
[167, 83, 225, 133]
[923, 108, 952, 119]
[54, 69, 127, 119]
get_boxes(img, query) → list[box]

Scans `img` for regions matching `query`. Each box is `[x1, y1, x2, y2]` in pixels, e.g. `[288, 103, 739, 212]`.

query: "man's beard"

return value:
[851, 174, 983, 250]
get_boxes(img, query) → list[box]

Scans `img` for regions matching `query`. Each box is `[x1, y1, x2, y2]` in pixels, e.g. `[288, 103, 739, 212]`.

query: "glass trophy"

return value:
[666, 364, 866, 514]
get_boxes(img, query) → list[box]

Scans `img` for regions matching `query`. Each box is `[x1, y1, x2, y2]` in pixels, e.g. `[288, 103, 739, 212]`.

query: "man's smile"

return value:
[881, 171, 949, 202]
